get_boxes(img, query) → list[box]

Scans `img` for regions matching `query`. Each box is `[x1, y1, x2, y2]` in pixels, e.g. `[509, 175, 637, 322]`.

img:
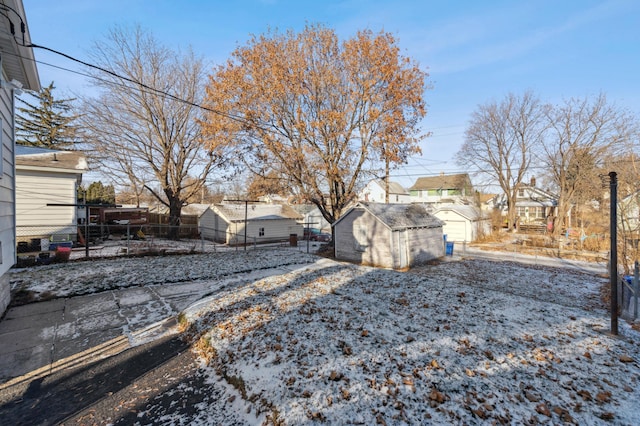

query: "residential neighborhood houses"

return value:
[2, 1, 639, 425]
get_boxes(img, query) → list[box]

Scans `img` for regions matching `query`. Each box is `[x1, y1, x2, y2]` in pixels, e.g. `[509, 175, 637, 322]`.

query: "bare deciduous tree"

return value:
[541, 94, 636, 236]
[200, 24, 428, 225]
[456, 91, 547, 230]
[79, 26, 229, 237]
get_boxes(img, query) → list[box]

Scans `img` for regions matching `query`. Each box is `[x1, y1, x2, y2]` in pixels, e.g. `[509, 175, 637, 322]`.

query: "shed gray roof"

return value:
[343, 202, 443, 230]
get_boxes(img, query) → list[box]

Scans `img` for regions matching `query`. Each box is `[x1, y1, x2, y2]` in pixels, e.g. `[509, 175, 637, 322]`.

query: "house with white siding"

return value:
[333, 202, 444, 269]
[0, 0, 41, 314]
[203, 203, 303, 245]
[290, 203, 331, 232]
[490, 178, 562, 229]
[359, 179, 411, 204]
[15, 147, 88, 245]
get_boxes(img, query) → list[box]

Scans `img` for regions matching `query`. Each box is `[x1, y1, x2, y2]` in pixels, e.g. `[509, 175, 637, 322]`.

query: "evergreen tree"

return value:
[16, 82, 80, 148]
[85, 181, 116, 204]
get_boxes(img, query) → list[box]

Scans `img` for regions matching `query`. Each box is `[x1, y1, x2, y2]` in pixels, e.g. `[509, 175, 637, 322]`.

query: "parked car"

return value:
[311, 232, 332, 242]
[303, 227, 331, 242]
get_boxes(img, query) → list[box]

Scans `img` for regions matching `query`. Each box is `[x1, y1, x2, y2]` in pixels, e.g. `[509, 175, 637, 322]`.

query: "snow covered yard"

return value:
[176, 257, 640, 425]
[9, 249, 317, 303]
[7, 249, 640, 424]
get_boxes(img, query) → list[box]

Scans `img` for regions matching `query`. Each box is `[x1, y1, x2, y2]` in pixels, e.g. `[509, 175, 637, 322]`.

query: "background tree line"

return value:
[457, 91, 638, 238]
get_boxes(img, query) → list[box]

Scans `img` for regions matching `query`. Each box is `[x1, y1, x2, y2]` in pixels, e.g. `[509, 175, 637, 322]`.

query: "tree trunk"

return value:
[168, 199, 182, 240]
[385, 158, 390, 204]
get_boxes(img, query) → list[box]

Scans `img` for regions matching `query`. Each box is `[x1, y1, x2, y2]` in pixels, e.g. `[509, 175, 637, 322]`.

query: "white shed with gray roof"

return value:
[333, 202, 444, 269]
[204, 203, 303, 245]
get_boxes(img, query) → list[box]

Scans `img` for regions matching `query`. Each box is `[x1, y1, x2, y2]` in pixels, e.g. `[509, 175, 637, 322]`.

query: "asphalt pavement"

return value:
[0, 266, 298, 425]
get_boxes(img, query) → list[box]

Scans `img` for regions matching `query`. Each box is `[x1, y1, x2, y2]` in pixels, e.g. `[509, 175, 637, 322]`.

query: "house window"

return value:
[518, 189, 525, 197]
[395, 195, 399, 202]
[516, 206, 527, 217]
[259, 227, 265, 236]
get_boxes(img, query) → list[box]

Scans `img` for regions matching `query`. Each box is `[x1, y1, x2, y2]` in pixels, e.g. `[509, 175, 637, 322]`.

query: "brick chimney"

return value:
[530, 177, 536, 187]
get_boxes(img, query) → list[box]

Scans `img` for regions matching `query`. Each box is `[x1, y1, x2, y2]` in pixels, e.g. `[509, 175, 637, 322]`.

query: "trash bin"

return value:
[445, 241, 454, 256]
[55, 246, 72, 262]
[289, 233, 298, 247]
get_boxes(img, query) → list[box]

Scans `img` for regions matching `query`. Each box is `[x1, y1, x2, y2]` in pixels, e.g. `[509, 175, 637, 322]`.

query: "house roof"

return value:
[182, 203, 211, 216]
[213, 203, 303, 222]
[1, 1, 40, 91]
[478, 193, 497, 204]
[372, 180, 409, 195]
[335, 202, 443, 231]
[15, 146, 88, 172]
[409, 173, 470, 191]
[434, 204, 486, 221]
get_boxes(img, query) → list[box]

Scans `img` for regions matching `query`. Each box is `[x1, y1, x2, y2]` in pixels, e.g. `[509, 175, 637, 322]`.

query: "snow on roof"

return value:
[341, 202, 443, 230]
[15, 145, 88, 171]
[214, 203, 303, 222]
[181, 203, 212, 216]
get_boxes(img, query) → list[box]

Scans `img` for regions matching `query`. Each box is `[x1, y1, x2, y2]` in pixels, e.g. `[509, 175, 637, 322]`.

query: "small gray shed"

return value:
[333, 202, 444, 269]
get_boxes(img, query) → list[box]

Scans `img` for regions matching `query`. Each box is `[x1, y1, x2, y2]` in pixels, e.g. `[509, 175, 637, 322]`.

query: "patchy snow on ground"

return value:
[178, 257, 640, 426]
[8, 248, 640, 425]
[9, 249, 318, 301]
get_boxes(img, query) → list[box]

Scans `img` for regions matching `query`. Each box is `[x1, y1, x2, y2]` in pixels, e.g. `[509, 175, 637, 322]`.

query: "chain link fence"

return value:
[15, 223, 327, 267]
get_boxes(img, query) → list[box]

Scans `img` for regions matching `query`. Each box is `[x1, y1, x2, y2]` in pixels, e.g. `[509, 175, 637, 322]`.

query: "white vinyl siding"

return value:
[0, 84, 14, 313]
[15, 170, 79, 242]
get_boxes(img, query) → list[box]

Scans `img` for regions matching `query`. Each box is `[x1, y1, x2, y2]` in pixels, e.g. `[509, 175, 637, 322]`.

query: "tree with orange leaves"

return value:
[200, 24, 428, 225]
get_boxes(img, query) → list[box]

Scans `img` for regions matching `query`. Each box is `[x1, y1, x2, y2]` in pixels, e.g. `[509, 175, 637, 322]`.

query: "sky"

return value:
[22, 0, 640, 189]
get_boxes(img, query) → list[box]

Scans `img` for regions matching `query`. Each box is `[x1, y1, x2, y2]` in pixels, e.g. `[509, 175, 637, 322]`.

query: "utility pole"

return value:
[609, 171, 618, 335]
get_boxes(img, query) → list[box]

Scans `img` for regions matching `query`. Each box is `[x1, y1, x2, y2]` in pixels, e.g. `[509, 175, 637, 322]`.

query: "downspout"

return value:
[9, 70, 18, 266]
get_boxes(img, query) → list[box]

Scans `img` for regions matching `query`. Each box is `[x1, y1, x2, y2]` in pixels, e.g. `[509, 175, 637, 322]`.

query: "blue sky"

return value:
[23, 0, 640, 188]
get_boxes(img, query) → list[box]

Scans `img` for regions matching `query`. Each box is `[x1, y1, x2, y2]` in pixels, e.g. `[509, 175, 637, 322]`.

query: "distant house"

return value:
[359, 179, 411, 204]
[409, 173, 473, 204]
[620, 190, 640, 235]
[477, 193, 497, 212]
[15, 147, 88, 245]
[433, 205, 491, 243]
[0, 0, 41, 314]
[290, 204, 331, 232]
[204, 203, 303, 244]
[333, 202, 444, 269]
[491, 178, 562, 227]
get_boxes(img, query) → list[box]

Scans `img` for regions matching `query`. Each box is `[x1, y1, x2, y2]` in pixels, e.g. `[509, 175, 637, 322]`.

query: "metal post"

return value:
[85, 204, 90, 259]
[244, 201, 248, 250]
[609, 171, 618, 335]
[634, 260, 639, 320]
[127, 222, 131, 256]
[225, 199, 260, 251]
